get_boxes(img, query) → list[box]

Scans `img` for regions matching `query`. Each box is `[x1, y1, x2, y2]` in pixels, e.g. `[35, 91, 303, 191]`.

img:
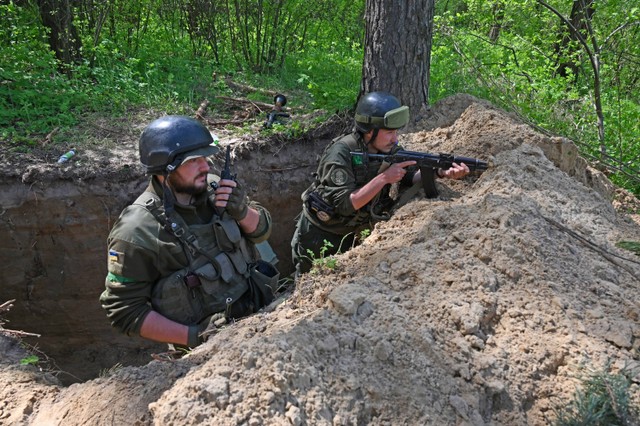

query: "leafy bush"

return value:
[0, 3, 83, 141]
[553, 365, 640, 426]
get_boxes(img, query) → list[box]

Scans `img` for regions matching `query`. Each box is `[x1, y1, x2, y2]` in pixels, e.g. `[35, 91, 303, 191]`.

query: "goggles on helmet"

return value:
[355, 106, 409, 130]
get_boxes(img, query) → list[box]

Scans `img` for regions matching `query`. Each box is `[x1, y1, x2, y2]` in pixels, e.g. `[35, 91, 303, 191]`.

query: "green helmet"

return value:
[354, 92, 409, 133]
[139, 115, 219, 174]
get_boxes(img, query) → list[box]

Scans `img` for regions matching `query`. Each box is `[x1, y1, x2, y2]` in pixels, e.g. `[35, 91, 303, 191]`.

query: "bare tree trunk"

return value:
[37, 0, 82, 69]
[361, 0, 435, 126]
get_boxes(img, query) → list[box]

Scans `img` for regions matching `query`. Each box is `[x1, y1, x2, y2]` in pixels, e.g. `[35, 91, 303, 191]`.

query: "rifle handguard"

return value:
[350, 149, 488, 198]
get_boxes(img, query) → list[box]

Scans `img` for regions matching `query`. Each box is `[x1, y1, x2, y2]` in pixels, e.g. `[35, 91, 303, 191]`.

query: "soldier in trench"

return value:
[291, 92, 470, 275]
[99, 115, 279, 348]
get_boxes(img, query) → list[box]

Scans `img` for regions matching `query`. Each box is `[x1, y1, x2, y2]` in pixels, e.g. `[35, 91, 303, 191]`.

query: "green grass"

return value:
[553, 364, 640, 426]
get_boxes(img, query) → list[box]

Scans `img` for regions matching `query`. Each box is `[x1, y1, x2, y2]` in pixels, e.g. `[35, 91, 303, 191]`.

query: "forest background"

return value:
[1, 0, 639, 198]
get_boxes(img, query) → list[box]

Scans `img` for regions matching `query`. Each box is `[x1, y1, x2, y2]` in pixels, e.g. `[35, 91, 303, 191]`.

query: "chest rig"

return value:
[135, 179, 259, 325]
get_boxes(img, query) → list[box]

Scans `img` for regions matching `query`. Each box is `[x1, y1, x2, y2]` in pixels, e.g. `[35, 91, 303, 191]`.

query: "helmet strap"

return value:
[160, 172, 177, 219]
[366, 128, 380, 148]
[165, 154, 183, 174]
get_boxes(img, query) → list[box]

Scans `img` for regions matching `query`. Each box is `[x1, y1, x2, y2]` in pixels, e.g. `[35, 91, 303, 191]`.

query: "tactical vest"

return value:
[135, 185, 276, 325]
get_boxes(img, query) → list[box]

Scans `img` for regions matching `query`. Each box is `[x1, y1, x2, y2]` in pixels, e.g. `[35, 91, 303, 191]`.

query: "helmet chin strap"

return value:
[366, 128, 380, 149]
[161, 171, 177, 219]
[161, 153, 187, 216]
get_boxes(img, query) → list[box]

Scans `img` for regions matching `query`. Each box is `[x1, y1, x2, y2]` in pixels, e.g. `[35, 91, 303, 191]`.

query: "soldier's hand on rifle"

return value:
[438, 162, 470, 180]
[214, 179, 249, 220]
[382, 160, 416, 184]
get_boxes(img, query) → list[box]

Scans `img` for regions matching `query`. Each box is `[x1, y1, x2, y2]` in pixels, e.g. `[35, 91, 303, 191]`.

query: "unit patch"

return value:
[330, 169, 347, 185]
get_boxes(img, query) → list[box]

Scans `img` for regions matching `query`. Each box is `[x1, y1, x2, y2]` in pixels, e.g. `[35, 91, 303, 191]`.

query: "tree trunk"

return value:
[553, 0, 595, 81]
[539, 0, 605, 155]
[37, 0, 82, 69]
[361, 0, 435, 126]
[488, 1, 505, 43]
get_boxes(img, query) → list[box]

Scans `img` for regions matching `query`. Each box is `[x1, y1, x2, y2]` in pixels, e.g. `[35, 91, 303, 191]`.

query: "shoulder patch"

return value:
[330, 169, 348, 186]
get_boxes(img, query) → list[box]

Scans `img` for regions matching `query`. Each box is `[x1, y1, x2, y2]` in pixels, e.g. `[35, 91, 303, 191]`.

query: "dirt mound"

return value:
[2, 94, 639, 425]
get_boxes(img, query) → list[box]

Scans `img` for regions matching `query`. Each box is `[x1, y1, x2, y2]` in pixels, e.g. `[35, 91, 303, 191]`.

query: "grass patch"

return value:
[553, 364, 640, 426]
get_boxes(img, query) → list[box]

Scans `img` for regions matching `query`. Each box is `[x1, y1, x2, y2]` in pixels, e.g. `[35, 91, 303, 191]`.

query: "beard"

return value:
[168, 172, 208, 196]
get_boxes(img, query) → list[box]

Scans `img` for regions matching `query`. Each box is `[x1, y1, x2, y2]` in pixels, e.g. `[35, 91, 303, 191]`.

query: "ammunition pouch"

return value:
[151, 256, 249, 325]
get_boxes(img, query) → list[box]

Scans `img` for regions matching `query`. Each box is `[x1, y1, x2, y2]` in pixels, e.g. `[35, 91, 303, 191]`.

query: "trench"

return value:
[0, 121, 347, 386]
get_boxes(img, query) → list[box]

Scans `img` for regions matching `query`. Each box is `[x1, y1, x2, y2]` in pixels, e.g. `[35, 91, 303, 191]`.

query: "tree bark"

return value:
[539, 0, 605, 155]
[553, 0, 595, 81]
[37, 0, 82, 68]
[361, 0, 435, 126]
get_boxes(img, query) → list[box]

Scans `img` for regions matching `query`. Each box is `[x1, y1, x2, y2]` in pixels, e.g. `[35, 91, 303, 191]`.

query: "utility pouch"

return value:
[213, 218, 242, 252]
[219, 261, 277, 321]
[193, 262, 220, 291]
[306, 191, 335, 222]
[211, 252, 235, 284]
[152, 268, 206, 324]
[190, 258, 248, 313]
[247, 260, 279, 309]
[226, 249, 249, 276]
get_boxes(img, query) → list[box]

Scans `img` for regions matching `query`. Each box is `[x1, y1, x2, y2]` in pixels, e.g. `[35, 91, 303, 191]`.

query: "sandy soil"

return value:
[1, 94, 639, 425]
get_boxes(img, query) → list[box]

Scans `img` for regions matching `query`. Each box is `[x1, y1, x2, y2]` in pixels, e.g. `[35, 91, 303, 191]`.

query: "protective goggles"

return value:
[356, 106, 410, 129]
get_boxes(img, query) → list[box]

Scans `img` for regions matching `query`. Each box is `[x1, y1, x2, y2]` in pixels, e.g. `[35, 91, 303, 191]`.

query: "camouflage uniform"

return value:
[100, 176, 277, 337]
[291, 132, 416, 274]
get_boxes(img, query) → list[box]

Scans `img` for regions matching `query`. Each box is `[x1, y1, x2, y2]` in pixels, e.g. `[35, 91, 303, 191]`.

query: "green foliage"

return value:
[20, 355, 39, 366]
[1, 0, 638, 199]
[304, 230, 363, 273]
[616, 241, 640, 256]
[0, 0, 362, 145]
[553, 364, 640, 426]
[288, 39, 362, 111]
[306, 240, 339, 273]
[99, 362, 123, 378]
[0, 3, 83, 139]
[359, 228, 371, 240]
[432, 0, 640, 197]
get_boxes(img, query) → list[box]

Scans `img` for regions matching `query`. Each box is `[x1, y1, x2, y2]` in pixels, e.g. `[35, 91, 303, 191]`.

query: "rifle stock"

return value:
[350, 150, 488, 198]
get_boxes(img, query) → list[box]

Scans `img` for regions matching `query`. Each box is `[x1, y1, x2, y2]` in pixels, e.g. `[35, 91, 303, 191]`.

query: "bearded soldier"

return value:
[100, 116, 279, 348]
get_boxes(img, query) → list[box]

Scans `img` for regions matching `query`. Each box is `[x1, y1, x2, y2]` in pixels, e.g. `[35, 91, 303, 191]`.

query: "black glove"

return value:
[226, 181, 249, 221]
[186, 313, 226, 347]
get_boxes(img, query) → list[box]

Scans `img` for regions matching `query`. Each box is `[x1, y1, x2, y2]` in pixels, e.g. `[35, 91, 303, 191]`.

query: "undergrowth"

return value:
[553, 364, 640, 426]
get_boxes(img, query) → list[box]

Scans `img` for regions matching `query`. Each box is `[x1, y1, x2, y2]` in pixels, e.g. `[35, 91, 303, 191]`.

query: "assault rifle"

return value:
[263, 111, 290, 128]
[350, 150, 488, 198]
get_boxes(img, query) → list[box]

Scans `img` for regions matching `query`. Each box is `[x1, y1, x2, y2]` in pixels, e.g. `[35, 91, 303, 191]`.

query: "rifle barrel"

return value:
[351, 150, 488, 171]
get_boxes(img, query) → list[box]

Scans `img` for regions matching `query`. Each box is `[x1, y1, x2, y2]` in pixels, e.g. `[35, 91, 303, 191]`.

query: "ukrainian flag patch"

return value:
[108, 250, 120, 263]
